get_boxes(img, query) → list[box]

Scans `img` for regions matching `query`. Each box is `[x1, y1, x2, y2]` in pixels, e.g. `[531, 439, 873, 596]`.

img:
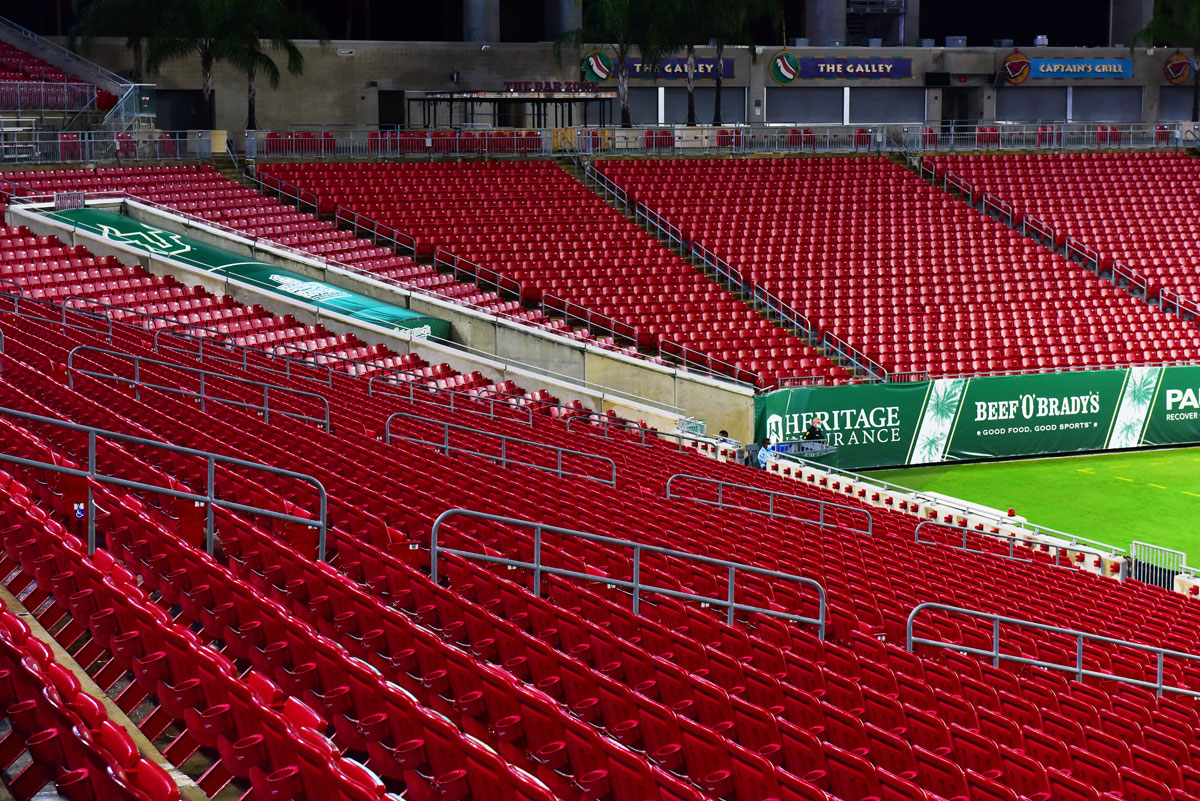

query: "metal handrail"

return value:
[245, 169, 319, 217]
[5, 286, 602, 423]
[906, 602, 1200, 699]
[366, 372, 534, 424]
[433, 249, 523, 300]
[384, 411, 617, 486]
[430, 508, 827, 638]
[335, 205, 417, 255]
[153, 328, 335, 386]
[914, 520, 1114, 569]
[541, 293, 640, 347]
[0, 15, 131, 90]
[769, 452, 1126, 554]
[0, 405, 327, 560]
[65, 346, 332, 432]
[634, 203, 684, 250]
[582, 162, 629, 212]
[565, 414, 732, 454]
[692, 241, 746, 292]
[658, 337, 761, 388]
[664, 473, 873, 536]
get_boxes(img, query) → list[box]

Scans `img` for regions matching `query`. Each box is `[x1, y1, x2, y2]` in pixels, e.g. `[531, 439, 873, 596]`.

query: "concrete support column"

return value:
[902, 0, 920, 46]
[1110, 0, 1153, 46]
[806, 0, 847, 46]
[463, 0, 500, 42]
[925, 88, 943, 125]
[545, 0, 582, 39]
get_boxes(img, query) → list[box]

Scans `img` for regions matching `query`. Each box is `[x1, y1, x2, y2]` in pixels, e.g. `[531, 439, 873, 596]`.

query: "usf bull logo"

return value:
[1002, 50, 1031, 85]
[97, 223, 192, 257]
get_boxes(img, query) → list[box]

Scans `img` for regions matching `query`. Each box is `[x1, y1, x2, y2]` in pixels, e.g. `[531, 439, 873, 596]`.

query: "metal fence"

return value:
[0, 404, 327, 560]
[914, 520, 1112, 571]
[903, 122, 1184, 152]
[664, 473, 874, 536]
[572, 125, 888, 156]
[0, 129, 208, 164]
[244, 128, 551, 160]
[907, 602, 1200, 699]
[65, 345, 332, 432]
[1130, 541, 1190, 589]
[384, 411, 617, 486]
[0, 81, 96, 112]
[430, 508, 827, 638]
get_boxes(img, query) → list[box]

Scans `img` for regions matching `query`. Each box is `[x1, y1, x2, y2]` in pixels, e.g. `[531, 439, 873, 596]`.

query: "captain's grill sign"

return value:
[766, 407, 903, 446]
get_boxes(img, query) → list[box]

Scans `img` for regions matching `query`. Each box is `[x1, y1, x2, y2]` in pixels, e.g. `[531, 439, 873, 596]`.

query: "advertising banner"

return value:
[769, 52, 913, 84]
[582, 51, 735, 82]
[1002, 50, 1134, 85]
[49, 207, 451, 340]
[756, 365, 1200, 470]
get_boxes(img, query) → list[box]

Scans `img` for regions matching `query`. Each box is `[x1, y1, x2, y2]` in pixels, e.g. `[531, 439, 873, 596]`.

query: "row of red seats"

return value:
[5, 166, 638, 359]
[598, 156, 1200, 377]
[6, 289, 1200, 801]
[0, 591, 177, 801]
[260, 160, 847, 386]
[931, 152, 1200, 305]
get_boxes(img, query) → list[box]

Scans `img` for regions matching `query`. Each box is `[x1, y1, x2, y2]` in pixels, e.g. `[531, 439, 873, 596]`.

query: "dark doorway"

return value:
[942, 87, 984, 125]
[156, 89, 209, 131]
[379, 90, 406, 128]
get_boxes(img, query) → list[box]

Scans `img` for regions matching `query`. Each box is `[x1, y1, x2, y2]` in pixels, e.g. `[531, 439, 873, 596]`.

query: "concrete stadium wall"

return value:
[9, 201, 757, 440]
[58, 36, 1199, 129]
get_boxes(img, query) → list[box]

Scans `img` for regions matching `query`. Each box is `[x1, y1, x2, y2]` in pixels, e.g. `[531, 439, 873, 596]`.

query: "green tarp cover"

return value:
[49, 207, 450, 339]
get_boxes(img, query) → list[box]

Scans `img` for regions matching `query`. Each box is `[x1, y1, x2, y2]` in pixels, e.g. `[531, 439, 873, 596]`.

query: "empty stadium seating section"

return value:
[0, 41, 114, 110]
[2, 166, 639, 355]
[4, 210, 1200, 800]
[258, 160, 846, 386]
[931, 152, 1200, 306]
[598, 156, 1200, 376]
[0, 222, 578, 412]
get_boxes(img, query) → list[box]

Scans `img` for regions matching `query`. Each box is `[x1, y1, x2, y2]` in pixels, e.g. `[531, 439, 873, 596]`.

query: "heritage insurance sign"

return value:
[756, 365, 1200, 470]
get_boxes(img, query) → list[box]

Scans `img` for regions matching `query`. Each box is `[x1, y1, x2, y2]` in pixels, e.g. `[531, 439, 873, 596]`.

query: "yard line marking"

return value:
[1077, 468, 1095, 474]
[1114, 477, 1134, 482]
[1183, 491, 1200, 498]
[1147, 483, 1167, 489]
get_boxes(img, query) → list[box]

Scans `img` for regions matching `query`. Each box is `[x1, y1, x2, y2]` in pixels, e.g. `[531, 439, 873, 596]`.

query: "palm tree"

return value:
[555, 0, 674, 127]
[146, 0, 237, 127]
[667, 0, 705, 125]
[1134, 0, 1200, 121]
[668, 0, 781, 126]
[71, 0, 174, 83]
[707, 0, 781, 125]
[226, 0, 325, 131]
[147, 0, 322, 130]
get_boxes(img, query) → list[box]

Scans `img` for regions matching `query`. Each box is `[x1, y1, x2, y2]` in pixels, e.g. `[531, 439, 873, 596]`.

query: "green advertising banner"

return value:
[756, 365, 1200, 470]
[48, 207, 450, 340]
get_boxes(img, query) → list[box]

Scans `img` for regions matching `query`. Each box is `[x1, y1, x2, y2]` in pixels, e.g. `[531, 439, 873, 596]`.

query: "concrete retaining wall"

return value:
[10, 201, 757, 439]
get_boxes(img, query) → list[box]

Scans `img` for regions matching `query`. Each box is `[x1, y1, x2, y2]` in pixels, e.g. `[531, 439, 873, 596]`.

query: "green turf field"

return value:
[867, 446, 1200, 560]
